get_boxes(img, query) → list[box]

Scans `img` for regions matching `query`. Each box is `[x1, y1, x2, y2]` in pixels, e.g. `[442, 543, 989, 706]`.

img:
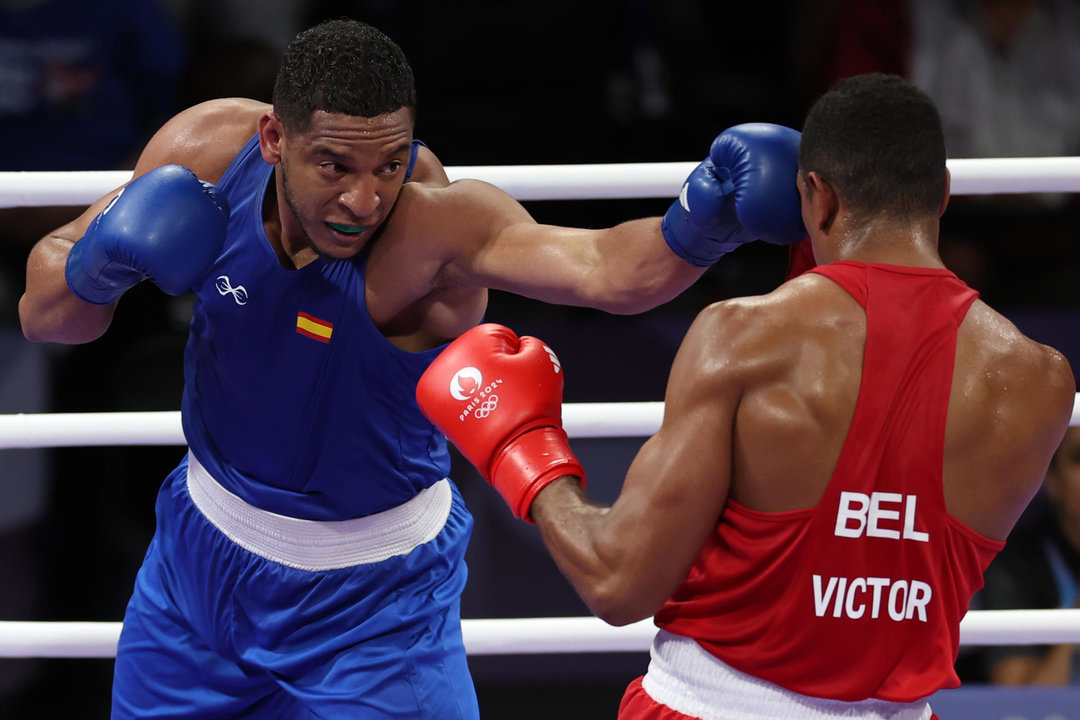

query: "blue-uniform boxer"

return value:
[28, 18, 806, 720]
[92, 138, 480, 718]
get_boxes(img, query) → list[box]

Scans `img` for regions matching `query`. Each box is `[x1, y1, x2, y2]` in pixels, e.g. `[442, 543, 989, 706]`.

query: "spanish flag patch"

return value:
[296, 312, 333, 343]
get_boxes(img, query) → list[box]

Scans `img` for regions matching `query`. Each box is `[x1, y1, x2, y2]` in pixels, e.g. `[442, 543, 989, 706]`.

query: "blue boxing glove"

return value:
[662, 123, 806, 267]
[65, 164, 230, 305]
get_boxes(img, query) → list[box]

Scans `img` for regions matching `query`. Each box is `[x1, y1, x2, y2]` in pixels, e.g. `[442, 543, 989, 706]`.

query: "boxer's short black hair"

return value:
[800, 73, 947, 221]
[273, 19, 416, 132]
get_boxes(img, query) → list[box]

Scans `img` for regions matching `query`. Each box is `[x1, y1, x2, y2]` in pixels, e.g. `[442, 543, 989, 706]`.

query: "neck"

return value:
[813, 214, 946, 269]
[263, 167, 318, 270]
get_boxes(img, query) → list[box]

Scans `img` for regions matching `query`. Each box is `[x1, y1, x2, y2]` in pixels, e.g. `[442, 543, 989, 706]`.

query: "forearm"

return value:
[415, 324, 724, 626]
[19, 235, 116, 344]
[21, 165, 228, 344]
[592, 218, 706, 315]
[501, 123, 804, 314]
[530, 477, 658, 626]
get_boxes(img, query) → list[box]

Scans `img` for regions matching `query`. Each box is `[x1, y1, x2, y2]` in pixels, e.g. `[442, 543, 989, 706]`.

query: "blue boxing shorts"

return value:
[111, 453, 477, 719]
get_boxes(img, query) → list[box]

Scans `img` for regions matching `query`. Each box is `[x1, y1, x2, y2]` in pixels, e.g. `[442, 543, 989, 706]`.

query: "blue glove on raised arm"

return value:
[65, 164, 230, 305]
[661, 123, 806, 267]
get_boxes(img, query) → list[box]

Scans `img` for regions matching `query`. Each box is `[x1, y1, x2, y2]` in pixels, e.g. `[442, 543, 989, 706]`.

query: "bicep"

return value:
[432, 177, 701, 313]
[431, 180, 600, 302]
[472, 221, 605, 304]
[459, 201, 695, 313]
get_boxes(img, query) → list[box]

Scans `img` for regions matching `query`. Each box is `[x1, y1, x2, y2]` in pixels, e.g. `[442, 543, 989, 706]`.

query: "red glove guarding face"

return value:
[785, 237, 817, 280]
[416, 323, 585, 521]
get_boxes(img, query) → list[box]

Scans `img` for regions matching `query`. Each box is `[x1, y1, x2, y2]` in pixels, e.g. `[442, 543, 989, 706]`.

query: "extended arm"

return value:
[429, 124, 805, 315]
[527, 308, 738, 624]
[461, 213, 703, 315]
[417, 309, 740, 625]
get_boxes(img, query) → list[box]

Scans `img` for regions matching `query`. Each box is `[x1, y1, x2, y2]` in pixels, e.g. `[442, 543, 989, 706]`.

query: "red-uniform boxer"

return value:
[417, 74, 1076, 719]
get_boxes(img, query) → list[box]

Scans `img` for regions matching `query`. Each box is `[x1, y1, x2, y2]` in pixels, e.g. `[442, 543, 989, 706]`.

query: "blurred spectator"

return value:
[0, 0, 185, 172]
[0, 0, 186, 309]
[978, 425, 1080, 684]
[177, 0, 306, 105]
[914, 0, 1080, 162]
[815, 0, 1080, 160]
[806, 0, 1080, 307]
[0, 1, 183, 714]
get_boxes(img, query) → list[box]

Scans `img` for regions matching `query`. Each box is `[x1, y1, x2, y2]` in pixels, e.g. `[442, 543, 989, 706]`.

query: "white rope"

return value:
[0, 402, 666, 449]
[2, 395, 1078, 449]
[0, 410, 183, 449]
[2, 610, 1079, 659]
[2, 157, 1080, 207]
[2, 404, 1079, 656]
[0, 621, 121, 659]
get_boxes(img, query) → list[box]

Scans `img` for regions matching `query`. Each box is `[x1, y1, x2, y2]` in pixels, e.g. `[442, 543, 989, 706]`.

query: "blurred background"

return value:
[1, 0, 1079, 717]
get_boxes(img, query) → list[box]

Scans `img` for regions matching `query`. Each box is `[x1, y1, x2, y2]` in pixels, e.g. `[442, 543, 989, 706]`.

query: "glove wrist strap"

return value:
[490, 426, 585, 523]
[661, 202, 745, 267]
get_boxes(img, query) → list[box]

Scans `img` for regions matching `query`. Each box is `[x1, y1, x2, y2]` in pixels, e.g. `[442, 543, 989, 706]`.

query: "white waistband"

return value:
[185, 452, 452, 572]
[641, 630, 932, 720]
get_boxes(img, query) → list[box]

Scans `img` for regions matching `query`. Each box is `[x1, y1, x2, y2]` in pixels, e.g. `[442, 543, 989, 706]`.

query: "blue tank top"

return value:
[181, 134, 451, 520]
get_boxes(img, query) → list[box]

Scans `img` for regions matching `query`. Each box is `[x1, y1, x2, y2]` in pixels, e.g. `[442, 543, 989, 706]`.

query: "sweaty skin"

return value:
[527, 169, 1075, 627]
[20, 98, 705, 351]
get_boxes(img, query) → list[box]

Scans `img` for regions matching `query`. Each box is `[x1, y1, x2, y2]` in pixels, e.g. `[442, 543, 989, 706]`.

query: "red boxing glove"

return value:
[785, 237, 817, 280]
[416, 323, 585, 521]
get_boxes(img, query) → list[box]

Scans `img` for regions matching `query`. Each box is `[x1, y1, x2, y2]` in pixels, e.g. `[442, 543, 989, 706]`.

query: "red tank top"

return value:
[654, 261, 1005, 702]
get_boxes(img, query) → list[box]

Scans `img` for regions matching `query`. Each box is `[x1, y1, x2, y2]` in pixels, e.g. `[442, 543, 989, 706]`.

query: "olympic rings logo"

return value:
[473, 395, 499, 419]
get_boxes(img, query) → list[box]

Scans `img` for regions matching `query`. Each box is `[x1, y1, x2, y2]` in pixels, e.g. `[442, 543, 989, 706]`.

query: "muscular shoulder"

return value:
[386, 178, 531, 263]
[133, 98, 269, 183]
[407, 143, 450, 187]
[673, 273, 869, 468]
[931, 298, 1074, 539]
[959, 301, 1075, 417]
[690, 273, 862, 375]
[406, 177, 521, 213]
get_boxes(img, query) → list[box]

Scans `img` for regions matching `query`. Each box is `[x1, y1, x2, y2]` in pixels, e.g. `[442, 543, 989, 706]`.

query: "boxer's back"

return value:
[727, 264, 1073, 543]
[655, 260, 1073, 700]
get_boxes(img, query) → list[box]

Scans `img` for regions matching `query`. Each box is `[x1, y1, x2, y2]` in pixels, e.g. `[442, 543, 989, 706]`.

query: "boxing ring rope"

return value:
[4, 611, 1080, 659]
[0, 403, 666, 449]
[2, 401, 1080, 659]
[2, 397, 1079, 449]
[3, 156, 1080, 207]
[2, 156, 1080, 659]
